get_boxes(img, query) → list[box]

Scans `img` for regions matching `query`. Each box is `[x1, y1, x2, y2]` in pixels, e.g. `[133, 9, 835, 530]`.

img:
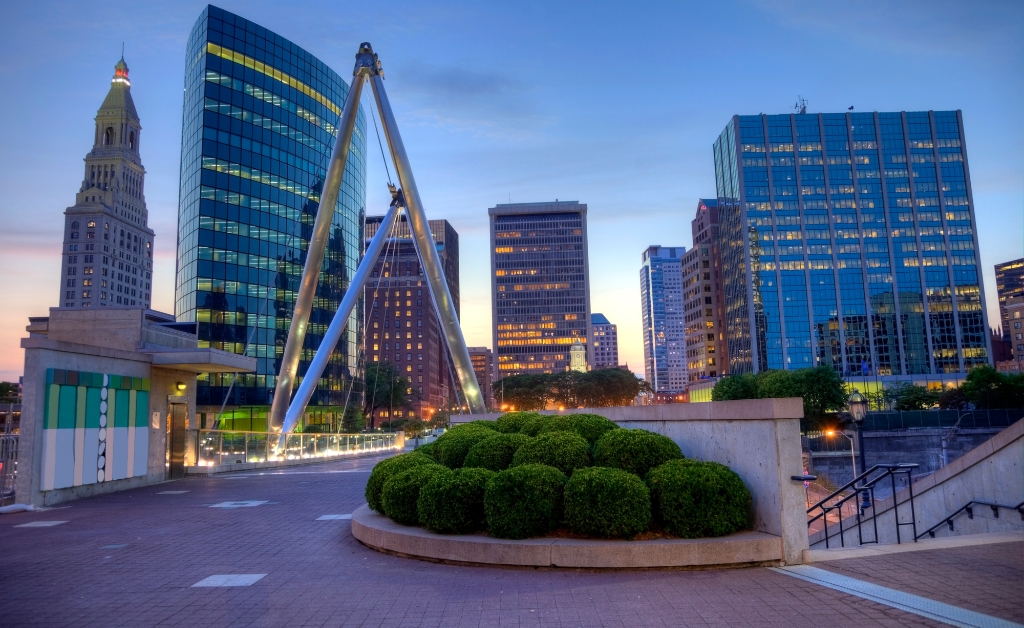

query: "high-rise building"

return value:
[995, 258, 1024, 340]
[590, 313, 619, 369]
[468, 347, 495, 409]
[682, 199, 726, 381]
[60, 58, 155, 310]
[490, 201, 591, 376]
[714, 110, 990, 378]
[364, 216, 459, 423]
[173, 6, 366, 429]
[640, 246, 687, 391]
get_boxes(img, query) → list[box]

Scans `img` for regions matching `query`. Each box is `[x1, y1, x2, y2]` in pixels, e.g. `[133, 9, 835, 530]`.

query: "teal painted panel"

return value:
[114, 390, 130, 428]
[57, 386, 77, 430]
[134, 391, 149, 427]
[85, 388, 101, 429]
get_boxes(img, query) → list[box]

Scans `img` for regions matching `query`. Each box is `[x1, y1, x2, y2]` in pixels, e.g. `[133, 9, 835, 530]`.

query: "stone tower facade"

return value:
[60, 58, 155, 309]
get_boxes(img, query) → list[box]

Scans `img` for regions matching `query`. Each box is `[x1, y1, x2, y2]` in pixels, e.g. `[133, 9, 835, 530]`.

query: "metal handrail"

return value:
[916, 500, 1024, 540]
[195, 430, 398, 467]
[807, 462, 920, 548]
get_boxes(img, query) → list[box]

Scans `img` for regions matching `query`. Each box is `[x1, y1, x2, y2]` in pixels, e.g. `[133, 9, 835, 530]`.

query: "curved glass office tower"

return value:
[174, 5, 366, 430]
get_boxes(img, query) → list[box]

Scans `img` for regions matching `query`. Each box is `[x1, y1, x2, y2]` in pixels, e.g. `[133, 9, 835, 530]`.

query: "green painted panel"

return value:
[76, 386, 86, 429]
[134, 391, 149, 427]
[57, 386, 77, 430]
[115, 389, 130, 428]
[85, 388, 101, 429]
[109, 375, 121, 390]
[45, 384, 60, 429]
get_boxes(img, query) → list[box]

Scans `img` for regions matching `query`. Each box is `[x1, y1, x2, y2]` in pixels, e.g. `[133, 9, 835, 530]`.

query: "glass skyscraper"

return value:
[714, 111, 989, 378]
[640, 246, 687, 391]
[174, 6, 366, 430]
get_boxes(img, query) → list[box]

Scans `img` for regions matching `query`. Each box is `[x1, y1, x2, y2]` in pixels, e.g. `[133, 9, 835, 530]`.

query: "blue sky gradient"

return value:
[0, 0, 1021, 380]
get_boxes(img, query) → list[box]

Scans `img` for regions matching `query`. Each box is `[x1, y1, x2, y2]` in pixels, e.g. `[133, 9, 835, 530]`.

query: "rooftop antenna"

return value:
[121, 42, 124, 59]
[848, 106, 854, 111]
[793, 96, 807, 115]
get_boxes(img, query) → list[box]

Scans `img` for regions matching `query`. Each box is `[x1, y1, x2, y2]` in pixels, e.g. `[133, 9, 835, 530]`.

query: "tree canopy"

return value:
[363, 362, 411, 428]
[961, 365, 1024, 409]
[493, 368, 647, 410]
[0, 382, 18, 401]
[711, 366, 847, 419]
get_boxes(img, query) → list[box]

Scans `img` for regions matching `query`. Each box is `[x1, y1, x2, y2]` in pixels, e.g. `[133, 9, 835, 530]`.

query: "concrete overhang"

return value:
[144, 348, 257, 373]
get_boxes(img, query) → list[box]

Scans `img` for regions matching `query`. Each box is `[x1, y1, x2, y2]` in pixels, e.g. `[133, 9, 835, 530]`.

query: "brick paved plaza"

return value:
[1, 451, 1021, 628]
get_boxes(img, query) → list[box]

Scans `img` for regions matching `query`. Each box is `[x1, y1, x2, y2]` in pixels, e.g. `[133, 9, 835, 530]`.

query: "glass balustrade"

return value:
[196, 430, 397, 466]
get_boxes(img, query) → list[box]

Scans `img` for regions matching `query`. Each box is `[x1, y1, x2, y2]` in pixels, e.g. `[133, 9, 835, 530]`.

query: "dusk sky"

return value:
[0, 0, 1021, 382]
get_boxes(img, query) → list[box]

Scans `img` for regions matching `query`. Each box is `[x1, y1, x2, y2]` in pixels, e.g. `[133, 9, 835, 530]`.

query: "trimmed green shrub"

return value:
[365, 452, 439, 512]
[495, 411, 542, 434]
[463, 433, 532, 471]
[592, 428, 683, 477]
[381, 465, 453, 525]
[511, 431, 591, 475]
[564, 467, 651, 538]
[646, 459, 752, 538]
[519, 414, 551, 436]
[433, 425, 496, 469]
[417, 467, 496, 534]
[537, 413, 618, 444]
[460, 420, 499, 431]
[414, 441, 436, 459]
[484, 464, 567, 539]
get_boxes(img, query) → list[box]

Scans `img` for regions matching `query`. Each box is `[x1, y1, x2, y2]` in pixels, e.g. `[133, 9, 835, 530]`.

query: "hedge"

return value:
[460, 420, 499, 431]
[511, 431, 591, 475]
[519, 414, 551, 437]
[365, 452, 439, 512]
[381, 465, 453, 525]
[417, 467, 495, 534]
[484, 464, 567, 539]
[432, 425, 497, 468]
[563, 467, 651, 538]
[495, 411, 542, 434]
[463, 433, 532, 471]
[592, 428, 683, 477]
[646, 459, 751, 538]
[536, 413, 618, 444]
[414, 441, 436, 459]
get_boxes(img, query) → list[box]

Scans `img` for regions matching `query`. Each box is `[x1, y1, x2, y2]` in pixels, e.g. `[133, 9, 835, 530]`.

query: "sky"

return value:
[0, 0, 1021, 382]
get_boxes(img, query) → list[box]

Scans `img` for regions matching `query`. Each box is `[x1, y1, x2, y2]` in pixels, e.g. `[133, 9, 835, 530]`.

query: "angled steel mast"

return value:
[271, 43, 485, 434]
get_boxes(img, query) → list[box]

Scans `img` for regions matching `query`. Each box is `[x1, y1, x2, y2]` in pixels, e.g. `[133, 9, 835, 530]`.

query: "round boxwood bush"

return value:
[519, 414, 551, 437]
[564, 467, 651, 538]
[484, 464, 567, 539]
[433, 425, 496, 469]
[460, 420, 498, 431]
[414, 441, 436, 459]
[592, 428, 683, 477]
[511, 431, 591, 476]
[463, 433, 532, 471]
[417, 467, 496, 534]
[495, 411, 542, 434]
[365, 452, 439, 512]
[537, 413, 618, 444]
[646, 459, 752, 538]
[381, 464, 453, 525]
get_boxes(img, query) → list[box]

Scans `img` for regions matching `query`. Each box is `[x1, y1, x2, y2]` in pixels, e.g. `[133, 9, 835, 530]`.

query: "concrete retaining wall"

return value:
[809, 420, 1024, 548]
[452, 399, 809, 564]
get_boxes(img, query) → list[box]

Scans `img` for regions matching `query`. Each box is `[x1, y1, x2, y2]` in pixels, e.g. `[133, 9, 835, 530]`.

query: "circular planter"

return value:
[350, 505, 783, 569]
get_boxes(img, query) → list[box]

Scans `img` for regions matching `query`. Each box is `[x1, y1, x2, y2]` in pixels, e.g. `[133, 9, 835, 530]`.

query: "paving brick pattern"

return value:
[817, 540, 1024, 624]
[0, 451, 997, 628]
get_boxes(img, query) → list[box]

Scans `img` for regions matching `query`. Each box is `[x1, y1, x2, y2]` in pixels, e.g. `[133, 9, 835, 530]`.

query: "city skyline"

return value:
[1, 0, 1022, 382]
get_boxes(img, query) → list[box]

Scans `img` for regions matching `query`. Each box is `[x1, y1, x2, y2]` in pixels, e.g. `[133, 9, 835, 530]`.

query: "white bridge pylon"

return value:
[270, 43, 486, 435]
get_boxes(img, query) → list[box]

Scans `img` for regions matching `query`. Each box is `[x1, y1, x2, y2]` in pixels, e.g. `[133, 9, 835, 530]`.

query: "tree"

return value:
[938, 387, 968, 410]
[363, 362, 410, 429]
[429, 408, 451, 430]
[794, 366, 847, 419]
[756, 370, 801, 400]
[962, 365, 1024, 409]
[711, 373, 759, 401]
[403, 418, 428, 440]
[0, 382, 18, 401]
[341, 406, 366, 433]
[493, 374, 549, 411]
[891, 384, 940, 411]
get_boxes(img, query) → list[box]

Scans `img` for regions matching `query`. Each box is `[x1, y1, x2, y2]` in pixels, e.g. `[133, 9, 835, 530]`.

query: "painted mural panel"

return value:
[40, 369, 150, 491]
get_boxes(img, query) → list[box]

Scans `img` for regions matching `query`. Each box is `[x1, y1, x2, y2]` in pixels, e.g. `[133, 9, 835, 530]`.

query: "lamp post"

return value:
[825, 429, 857, 480]
[847, 388, 868, 475]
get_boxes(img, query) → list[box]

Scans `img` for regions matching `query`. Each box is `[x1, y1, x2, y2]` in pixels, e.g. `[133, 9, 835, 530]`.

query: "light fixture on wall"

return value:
[176, 382, 187, 391]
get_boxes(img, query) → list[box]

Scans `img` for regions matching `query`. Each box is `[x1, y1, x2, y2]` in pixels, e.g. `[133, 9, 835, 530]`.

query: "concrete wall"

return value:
[809, 419, 1024, 548]
[453, 399, 809, 564]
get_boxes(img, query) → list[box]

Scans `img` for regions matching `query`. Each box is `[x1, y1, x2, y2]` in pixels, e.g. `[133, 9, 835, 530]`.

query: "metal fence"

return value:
[861, 409, 1023, 431]
[196, 430, 398, 467]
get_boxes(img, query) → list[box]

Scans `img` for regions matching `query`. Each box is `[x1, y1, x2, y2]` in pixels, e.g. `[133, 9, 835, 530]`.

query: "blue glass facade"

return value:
[715, 111, 990, 377]
[174, 6, 366, 428]
[640, 246, 687, 391]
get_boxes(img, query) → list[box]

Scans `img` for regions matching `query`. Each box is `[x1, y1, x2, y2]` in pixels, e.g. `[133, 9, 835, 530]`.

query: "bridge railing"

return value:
[196, 430, 397, 467]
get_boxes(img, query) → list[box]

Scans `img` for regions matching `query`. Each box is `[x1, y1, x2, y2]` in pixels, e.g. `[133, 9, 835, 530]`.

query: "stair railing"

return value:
[807, 463, 920, 548]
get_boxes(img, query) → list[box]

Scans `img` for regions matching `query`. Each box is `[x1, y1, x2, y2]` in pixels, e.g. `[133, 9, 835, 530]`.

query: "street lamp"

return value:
[847, 388, 868, 475]
[825, 429, 857, 480]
